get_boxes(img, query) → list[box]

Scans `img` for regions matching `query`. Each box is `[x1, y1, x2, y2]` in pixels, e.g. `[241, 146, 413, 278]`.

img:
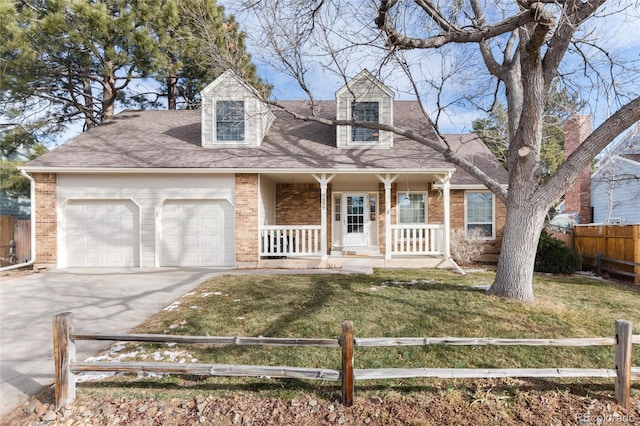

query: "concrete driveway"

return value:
[0, 267, 228, 418]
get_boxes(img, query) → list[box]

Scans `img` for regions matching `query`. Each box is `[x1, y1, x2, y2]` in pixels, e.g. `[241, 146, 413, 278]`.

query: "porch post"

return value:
[312, 174, 335, 262]
[376, 174, 398, 260]
[442, 173, 452, 258]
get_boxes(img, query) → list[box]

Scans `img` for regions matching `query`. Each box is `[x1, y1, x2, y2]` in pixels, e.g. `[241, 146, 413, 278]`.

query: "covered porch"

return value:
[256, 171, 455, 264]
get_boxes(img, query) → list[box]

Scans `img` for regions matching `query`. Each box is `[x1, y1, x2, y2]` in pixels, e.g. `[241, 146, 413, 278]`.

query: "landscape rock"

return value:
[2, 380, 639, 426]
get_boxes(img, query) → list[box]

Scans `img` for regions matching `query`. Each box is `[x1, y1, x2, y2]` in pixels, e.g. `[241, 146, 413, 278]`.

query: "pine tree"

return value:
[472, 83, 584, 182]
[0, 0, 265, 136]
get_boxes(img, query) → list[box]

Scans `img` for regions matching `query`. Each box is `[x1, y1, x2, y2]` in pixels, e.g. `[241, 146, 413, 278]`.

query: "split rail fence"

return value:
[53, 313, 639, 410]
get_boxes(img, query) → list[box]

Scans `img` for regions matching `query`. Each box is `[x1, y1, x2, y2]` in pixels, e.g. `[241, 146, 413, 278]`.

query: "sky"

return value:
[222, 0, 640, 135]
[20, 1, 640, 145]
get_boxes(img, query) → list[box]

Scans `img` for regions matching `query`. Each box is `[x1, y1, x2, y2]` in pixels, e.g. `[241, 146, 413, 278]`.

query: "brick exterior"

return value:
[275, 183, 330, 254]
[235, 174, 259, 263]
[33, 173, 57, 265]
[564, 115, 592, 224]
[275, 183, 321, 224]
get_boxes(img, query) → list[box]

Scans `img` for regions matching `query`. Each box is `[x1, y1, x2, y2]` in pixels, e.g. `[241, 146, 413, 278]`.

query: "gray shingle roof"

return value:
[25, 101, 508, 185]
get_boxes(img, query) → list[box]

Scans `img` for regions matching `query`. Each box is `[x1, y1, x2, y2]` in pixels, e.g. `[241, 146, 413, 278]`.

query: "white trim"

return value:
[591, 155, 640, 180]
[376, 174, 399, 260]
[335, 70, 395, 98]
[311, 174, 335, 261]
[463, 190, 496, 240]
[442, 173, 451, 258]
[21, 167, 457, 175]
[432, 183, 508, 190]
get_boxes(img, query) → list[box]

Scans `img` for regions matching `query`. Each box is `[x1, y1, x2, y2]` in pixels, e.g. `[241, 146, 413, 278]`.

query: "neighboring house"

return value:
[590, 123, 640, 224]
[22, 70, 508, 269]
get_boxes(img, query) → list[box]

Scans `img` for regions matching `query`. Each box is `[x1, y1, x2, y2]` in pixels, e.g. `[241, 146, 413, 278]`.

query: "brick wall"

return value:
[275, 183, 321, 224]
[33, 173, 57, 265]
[275, 183, 328, 255]
[564, 115, 592, 224]
[428, 188, 505, 255]
[235, 174, 259, 263]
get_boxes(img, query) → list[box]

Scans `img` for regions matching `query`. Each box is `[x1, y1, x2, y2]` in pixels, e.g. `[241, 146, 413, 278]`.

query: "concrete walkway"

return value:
[0, 267, 229, 418]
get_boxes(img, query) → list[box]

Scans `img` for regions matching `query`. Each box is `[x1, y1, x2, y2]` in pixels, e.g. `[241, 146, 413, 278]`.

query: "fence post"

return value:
[53, 312, 76, 409]
[341, 321, 354, 407]
[614, 320, 632, 409]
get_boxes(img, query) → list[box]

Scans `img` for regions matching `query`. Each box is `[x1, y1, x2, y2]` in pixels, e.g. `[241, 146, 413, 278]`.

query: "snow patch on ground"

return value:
[76, 342, 197, 382]
[163, 301, 181, 311]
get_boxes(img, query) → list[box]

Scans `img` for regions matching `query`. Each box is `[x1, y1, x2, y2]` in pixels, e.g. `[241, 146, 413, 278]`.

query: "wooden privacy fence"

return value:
[574, 224, 640, 284]
[0, 215, 31, 266]
[53, 313, 639, 410]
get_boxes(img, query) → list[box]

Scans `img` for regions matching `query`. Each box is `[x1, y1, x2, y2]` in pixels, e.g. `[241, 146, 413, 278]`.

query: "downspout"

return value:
[0, 170, 36, 271]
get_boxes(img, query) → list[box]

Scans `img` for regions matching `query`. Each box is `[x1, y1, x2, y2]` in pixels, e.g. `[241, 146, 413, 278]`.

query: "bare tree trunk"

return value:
[489, 200, 547, 302]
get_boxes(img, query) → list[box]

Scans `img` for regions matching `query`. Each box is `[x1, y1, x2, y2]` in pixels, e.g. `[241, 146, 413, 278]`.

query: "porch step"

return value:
[338, 247, 382, 258]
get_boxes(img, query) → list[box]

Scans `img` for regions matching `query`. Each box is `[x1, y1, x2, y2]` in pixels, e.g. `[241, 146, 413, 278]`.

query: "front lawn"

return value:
[83, 269, 639, 397]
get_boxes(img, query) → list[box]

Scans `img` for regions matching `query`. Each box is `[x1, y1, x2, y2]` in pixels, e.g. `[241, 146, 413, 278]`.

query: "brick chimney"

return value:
[563, 115, 592, 224]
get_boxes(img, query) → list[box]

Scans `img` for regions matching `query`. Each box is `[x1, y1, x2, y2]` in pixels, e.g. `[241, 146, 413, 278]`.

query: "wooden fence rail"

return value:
[53, 313, 638, 410]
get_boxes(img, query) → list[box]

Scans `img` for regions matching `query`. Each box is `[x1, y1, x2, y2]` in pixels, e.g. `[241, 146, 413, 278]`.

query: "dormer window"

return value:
[352, 101, 379, 142]
[216, 100, 245, 142]
[335, 70, 394, 148]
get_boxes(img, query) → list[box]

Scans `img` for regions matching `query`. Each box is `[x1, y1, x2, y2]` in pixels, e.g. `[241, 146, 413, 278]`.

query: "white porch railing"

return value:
[391, 224, 445, 255]
[260, 225, 322, 257]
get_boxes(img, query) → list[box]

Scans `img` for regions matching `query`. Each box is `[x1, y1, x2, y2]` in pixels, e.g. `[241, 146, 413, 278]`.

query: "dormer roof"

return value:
[335, 69, 395, 99]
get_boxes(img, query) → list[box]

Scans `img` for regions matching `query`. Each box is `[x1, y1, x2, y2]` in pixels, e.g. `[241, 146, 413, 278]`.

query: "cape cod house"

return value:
[22, 70, 508, 269]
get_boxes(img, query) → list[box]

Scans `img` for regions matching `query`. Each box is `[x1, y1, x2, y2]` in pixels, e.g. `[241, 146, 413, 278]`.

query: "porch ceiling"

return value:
[261, 172, 448, 185]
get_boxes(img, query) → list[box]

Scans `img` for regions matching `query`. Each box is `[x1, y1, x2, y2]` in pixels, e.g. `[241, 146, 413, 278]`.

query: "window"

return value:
[398, 193, 426, 223]
[465, 192, 494, 238]
[334, 195, 341, 221]
[351, 101, 379, 142]
[216, 100, 244, 141]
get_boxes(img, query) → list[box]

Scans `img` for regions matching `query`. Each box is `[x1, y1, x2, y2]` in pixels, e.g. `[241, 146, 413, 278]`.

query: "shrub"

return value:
[535, 229, 582, 274]
[450, 228, 489, 265]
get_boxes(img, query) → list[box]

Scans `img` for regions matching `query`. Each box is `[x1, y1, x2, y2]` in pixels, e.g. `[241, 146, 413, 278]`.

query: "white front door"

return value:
[343, 194, 368, 246]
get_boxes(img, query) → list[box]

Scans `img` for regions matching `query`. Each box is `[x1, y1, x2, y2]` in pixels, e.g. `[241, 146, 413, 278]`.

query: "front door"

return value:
[343, 194, 368, 246]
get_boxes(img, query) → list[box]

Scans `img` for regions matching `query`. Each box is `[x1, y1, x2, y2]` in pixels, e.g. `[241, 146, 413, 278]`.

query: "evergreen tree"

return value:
[0, 127, 46, 198]
[472, 83, 584, 181]
[152, 0, 269, 110]
[0, 0, 265, 136]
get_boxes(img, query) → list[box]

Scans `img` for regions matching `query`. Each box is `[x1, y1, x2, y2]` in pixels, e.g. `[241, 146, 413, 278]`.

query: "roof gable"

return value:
[335, 69, 395, 99]
[200, 69, 262, 99]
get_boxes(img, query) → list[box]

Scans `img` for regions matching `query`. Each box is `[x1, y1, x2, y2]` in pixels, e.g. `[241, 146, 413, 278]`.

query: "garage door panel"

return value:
[64, 200, 140, 267]
[159, 200, 233, 267]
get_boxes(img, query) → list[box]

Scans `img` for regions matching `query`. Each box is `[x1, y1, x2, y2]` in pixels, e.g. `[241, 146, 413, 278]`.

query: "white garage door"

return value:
[159, 200, 234, 267]
[65, 200, 140, 267]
